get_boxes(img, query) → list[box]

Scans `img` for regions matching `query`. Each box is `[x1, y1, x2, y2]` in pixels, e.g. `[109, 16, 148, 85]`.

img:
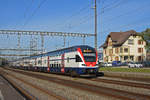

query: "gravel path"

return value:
[3, 69, 119, 100]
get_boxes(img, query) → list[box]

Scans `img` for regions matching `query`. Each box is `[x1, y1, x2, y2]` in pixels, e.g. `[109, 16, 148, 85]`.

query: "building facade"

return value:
[97, 48, 103, 63]
[101, 30, 146, 62]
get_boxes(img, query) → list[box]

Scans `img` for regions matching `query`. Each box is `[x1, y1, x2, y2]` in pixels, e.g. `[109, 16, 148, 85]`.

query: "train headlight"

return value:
[90, 69, 94, 72]
[82, 64, 86, 66]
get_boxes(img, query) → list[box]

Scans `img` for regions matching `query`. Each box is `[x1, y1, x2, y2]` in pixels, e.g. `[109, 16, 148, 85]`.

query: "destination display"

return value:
[83, 49, 92, 53]
[83, 53, 96, 57]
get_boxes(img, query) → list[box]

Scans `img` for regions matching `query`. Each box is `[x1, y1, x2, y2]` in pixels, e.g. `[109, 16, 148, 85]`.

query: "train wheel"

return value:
[70, 71, 78, 77]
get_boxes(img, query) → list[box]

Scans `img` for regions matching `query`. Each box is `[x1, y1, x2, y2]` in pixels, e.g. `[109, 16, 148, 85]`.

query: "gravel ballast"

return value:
[3, 69, 119, 100]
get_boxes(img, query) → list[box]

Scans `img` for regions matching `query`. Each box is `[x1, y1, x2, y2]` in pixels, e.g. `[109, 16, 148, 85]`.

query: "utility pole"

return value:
[41, 34, 44, 53]
[17, 33, 21, 49]
[17, 32, 21, 59]
[63, 36, 66, 47]
[94, 0, 98, 51]
[83, 36, 85, 45]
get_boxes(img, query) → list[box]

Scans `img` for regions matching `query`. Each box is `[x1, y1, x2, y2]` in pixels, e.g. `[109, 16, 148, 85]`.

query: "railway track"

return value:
[90, 77, 150, 89]
[0, 69, 67, 100]
[104, 75, 150, 83]
[0, 71, 36, 100]
[4, 67, 150, 100]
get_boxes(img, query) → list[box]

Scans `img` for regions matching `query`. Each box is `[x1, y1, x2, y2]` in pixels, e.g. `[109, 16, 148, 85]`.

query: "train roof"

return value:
[22, 45, 95, 59]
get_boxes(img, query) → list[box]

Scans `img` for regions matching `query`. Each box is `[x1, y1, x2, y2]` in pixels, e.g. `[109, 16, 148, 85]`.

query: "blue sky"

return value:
[0, 0, 150, 52]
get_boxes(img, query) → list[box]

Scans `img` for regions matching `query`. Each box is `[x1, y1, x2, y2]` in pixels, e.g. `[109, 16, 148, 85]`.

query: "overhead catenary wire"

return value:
[105, 5, 149, 22]
[24, 0, 34, 18]
[23, 0, 47, 27]
[51, 2, 92, 31]
[100, 16, 150, 35]
[72, 0, 148, 32]
[22, 0, 126, 32]
[101, 0, 121, 10]
[63, 0, 127, 31]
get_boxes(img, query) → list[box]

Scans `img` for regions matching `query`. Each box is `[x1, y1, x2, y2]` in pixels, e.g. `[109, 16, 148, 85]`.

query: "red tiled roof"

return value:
[100, 30, 137, 48]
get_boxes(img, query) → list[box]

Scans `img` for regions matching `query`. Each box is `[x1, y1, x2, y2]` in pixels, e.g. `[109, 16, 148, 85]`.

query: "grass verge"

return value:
[100, 67, 150, 73]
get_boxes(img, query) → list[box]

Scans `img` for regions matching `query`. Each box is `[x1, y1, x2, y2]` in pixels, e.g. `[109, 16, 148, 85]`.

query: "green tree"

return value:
[140, 28, 150, 52]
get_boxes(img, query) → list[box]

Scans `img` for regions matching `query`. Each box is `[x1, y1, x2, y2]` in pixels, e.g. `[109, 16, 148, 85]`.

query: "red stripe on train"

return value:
[77, 48, 97, 67]
[47, 56, 50, 72]
[61, 54, 65, 73]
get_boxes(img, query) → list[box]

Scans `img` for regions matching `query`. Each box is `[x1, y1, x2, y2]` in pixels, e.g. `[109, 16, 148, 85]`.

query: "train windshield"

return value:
[83, 53, 96, 62]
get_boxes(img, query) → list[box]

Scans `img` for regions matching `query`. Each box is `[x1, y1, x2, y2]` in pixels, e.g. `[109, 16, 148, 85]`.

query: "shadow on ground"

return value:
[79, 72, 104, 79]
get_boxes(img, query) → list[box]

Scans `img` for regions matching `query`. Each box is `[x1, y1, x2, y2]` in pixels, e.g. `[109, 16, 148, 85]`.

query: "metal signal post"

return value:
[94, 0, 98, 51]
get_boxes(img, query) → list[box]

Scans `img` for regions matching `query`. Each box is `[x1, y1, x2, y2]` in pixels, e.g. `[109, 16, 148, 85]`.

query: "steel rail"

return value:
[0, 71, 36, 100]
[6, 68, 150, 100]
[90, 78, 150, 89]
[104, 75, 150, 83]
[0, 69, 66, 100]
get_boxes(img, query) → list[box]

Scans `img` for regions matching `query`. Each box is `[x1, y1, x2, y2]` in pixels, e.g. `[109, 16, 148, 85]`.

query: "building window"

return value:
[142, 48, 143, 53]
[138, 48, 140, 53]
[138, 56, 142, 61]
[130, 56, 134, 61]
[128, 39, 134, 45]
[109, 49, 113, 55]
[138, 40, 143, 45]
[120, 48, 123, 53]
[115, 48, 119, 54]
[105, 49, 107, 54]
[124, 56, 128, 61]
[111, 56, 113, 61]
[108, 42, 112, 46]
[124, 48, 128, 53]
[108, 38, 112, 46]
[115, 56, 119, 61]
[138, 48, 143, 53]
[104, 57, 108, 62]
[120, 56, 122, 60]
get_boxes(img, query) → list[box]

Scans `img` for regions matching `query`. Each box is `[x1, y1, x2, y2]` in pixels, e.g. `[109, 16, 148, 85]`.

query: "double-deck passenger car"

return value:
[12, 45, 99, 76]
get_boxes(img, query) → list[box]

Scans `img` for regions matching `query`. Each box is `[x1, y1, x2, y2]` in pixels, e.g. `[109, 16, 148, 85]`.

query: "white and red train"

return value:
[12, 45, 99, 76]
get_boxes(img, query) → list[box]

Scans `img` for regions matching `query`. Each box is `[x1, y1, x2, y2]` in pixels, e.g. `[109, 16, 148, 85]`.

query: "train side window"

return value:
[54, 64, 56, 67]
[67, 57, 69, 63]
[38, 60, 41, 64]
[44, 60, 47, 64]
[76, 55, 82, 62]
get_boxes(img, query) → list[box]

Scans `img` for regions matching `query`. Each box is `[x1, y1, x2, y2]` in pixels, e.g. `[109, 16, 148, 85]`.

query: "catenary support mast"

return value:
[94, 0, 98, 51]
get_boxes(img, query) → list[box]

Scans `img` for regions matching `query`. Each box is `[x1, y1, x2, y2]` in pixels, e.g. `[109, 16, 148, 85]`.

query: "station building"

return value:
[101, 30, 146, 62]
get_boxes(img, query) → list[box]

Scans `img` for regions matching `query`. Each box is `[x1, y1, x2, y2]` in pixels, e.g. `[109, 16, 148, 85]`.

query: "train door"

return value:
[61, 54, 65, 73]
[35, 58, 37, 66]
[34, 58, 36, 71]
[47, 56, 50, 72]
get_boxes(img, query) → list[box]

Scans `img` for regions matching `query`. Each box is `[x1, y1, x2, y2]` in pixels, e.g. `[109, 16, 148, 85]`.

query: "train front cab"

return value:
[67, 47, 99, 76]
